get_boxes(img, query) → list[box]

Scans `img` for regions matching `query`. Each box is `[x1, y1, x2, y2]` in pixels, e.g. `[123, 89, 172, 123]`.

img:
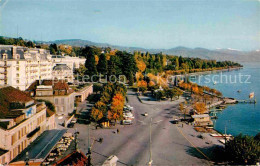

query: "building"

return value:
[52, 55, 86, 71]
[74, 84, 93, 102]
[191, 114, 213, 127]
[27, 80, 75, 115]
[0, 86, 56, 165]
[52, 64, 74, 83]
[9, 129, 68, 166]
[53, 150, 88, 166]
[0, 45, 53, 91]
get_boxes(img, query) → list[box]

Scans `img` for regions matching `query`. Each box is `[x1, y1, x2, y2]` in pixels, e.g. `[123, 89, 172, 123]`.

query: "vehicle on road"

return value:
[172, 118, 180, 124]
[71, 118, 77, 123]
[121, 120, 133, 125]
[67, 123, 75, 128]
[143, 112, 148, 116]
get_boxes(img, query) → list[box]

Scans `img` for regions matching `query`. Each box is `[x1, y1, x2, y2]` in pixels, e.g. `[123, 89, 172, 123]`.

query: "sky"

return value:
[0, 0, 259, 50]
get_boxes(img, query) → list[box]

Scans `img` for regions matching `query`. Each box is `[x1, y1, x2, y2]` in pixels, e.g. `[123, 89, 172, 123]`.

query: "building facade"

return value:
[27, 80, 75, 116]
[0, 45, 53, 91]
[52, 55, 86, 71]
[52, 64, 74, 83]
[75, 84, 93, 102]
[0, 86, 56, 165]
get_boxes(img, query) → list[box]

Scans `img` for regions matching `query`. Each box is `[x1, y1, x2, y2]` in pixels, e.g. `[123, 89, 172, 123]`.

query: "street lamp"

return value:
[148, 118, 153, 166]
[25, 152, 29, 166]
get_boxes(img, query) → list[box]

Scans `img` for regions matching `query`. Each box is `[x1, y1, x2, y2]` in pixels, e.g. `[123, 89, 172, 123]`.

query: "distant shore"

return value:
[185, 66, 243, 77]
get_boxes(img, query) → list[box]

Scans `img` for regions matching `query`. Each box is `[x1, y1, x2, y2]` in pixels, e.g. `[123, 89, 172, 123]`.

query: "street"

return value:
[71, 90, 211, 165]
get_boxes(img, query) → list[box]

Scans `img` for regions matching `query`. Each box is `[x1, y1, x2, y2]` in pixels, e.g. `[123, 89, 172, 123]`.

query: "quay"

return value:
[237, 99, 257, 104]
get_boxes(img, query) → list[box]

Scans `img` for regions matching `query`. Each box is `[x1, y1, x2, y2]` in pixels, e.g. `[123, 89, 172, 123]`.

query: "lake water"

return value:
[191, 63, 260, 136]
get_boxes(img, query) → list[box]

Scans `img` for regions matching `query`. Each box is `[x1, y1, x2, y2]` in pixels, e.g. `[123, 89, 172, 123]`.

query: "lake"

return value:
[192, 63, 260, 136]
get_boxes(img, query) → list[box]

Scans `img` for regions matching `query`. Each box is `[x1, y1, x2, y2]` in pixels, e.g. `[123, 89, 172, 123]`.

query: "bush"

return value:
[225, 133, 260, 165]
[37, 99, 56, 113]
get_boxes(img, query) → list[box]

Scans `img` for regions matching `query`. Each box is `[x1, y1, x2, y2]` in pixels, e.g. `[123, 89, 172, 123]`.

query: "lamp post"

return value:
[25, 152, 29, 166]
[86, 124, 92, 166]
[148, 118, 153, 166]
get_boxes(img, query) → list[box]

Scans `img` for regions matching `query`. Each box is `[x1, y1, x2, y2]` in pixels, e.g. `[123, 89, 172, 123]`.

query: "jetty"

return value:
[237, 99, 257, 104]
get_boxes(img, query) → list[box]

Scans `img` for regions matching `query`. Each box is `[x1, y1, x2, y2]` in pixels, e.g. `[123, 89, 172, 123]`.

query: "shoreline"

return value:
[185, 66, 243, 77]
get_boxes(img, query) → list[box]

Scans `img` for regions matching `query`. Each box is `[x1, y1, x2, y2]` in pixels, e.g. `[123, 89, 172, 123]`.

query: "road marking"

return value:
[176, 126, 211, 161]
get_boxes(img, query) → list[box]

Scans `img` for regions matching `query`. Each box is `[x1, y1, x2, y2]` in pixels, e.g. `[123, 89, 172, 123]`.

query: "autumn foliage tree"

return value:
[137, 80, 148, 93]
[193, 102, 207, 114]
[91, 108, 103, 122]
[108, 93, 125, 123]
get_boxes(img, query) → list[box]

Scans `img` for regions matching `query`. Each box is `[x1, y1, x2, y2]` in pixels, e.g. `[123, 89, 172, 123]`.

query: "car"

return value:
[121, 120, 133, 125]
[172, 119, 180, 124]
[71, 118, 77, 123]
[143, 112, 148, 116]
[67, 123, 75, 128]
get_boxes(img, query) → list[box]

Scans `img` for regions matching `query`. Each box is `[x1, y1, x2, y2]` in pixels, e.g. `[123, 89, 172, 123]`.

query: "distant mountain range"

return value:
[44, 39, 260, 62]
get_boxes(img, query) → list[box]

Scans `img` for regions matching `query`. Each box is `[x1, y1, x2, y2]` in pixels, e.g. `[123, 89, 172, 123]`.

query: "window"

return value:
[16, 61, 19, 64]
[16, 73, 19, 77]
[16, 80, 19, 84]
[55, 98, 58, 104]
[61, 98, 64, 104]
[16, 67, 19, 71]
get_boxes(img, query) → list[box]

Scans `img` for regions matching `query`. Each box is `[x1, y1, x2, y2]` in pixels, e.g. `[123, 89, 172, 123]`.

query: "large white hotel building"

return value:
[0, 45, 86, 91]
[0, 45, 53, 91]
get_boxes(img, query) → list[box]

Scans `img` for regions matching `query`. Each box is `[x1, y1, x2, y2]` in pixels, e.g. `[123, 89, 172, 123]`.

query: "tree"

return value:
[155, 90, 166, 101]
[174, 88, 183, 99]
[107, 93, 124, 123]
[91, 108, 103, 122]
[37, 99, 56, 113]
[74, 64, 86, 77]
[193, 102, 207, 114]
[179, 103, 184, 112]
[97, 53, 107, 75]
[49, 43, 58, 55]
[137, 80, 147, 93]
[225, 134, 260, 165]
[83, 47, 97, 76]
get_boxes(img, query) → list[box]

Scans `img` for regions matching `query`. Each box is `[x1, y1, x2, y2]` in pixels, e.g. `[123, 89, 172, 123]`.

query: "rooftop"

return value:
[53, 64, 71, 71]
[0, 86, 33, 119]
[54, 150, 88, 166]
[11, 129, 67, 163]
[27, 80, 74, 96]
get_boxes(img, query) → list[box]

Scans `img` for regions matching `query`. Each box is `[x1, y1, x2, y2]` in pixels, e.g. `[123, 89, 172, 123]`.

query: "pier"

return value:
[237, 99, 257, 104]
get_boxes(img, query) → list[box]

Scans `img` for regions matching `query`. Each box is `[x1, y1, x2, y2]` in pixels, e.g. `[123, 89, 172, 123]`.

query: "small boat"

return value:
[210, 133, 232, 138]
[213, 81, 217, 85]
[237, 90, 241, 93]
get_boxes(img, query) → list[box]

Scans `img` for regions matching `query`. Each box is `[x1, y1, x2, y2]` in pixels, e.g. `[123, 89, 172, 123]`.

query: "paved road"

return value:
[73, 89, 210, 165]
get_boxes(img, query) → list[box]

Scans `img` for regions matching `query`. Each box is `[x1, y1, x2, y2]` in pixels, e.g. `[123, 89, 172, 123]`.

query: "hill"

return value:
[44, 39, 260, 62]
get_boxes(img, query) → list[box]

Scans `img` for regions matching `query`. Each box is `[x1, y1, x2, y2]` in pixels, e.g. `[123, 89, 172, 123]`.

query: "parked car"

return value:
[67, 123, 75, 128]
[121, 120, 133, 125]
[71, 118, 77, 123]
[172, 119, 180, 124]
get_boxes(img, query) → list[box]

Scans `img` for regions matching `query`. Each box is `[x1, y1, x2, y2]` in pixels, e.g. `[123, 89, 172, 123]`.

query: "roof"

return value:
[11, 129, 67, 163]
[53, 64, 71, 71]
[192, 114, 210, 118]
[0, 86, 33, 119]
[54, 150, 88, 166]
[27, 80, 72, 92]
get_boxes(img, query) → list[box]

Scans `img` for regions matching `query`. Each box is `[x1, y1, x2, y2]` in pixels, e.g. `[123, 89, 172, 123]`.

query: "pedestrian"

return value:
[182, 123, 184, 128]
[117, 129, 119, 134]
